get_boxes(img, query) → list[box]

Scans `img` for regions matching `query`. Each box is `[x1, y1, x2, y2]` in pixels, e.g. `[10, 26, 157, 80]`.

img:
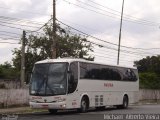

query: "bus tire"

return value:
[78, 96, 89, 113]
[117, 95, 128, 109]
[48, 109, 58, 114]
[122, 95, 128, 109]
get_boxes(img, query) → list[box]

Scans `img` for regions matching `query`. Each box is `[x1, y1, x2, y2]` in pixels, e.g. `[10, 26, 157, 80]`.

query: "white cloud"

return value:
[1, 0, 32, 13]
[0, 0, 160, 66]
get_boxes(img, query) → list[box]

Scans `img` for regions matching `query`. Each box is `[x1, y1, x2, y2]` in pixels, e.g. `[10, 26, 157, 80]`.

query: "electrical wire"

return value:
[62, 0, 159, 27]
[0, 41, 20, 44]
[28, 18, 52, 33]
[85, 0, 160, 26]
[0, 33, 20, 38]
[0, 16, 44, 25]
[0, 6, 50, 17]
[0, 30, 21, 35]
[57, 20, 160, 51]
[0, 37, 20, 41]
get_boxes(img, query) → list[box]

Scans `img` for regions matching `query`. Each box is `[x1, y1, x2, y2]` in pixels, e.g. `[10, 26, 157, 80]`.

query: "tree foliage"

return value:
[134, 56, 160, 89]
[134, 56, 160, 74]
[139, 72, 160, 89]
[12, 23, 94, 82]
[0, 62, 19, 79]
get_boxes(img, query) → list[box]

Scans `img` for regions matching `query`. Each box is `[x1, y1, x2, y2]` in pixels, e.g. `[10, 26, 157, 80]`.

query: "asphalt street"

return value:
[2, 104, 160, 120]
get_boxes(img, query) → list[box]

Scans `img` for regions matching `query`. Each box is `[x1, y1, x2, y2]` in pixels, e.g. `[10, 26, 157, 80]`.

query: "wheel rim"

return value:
[124, 100, 127, 107]
[124, 97, 128, 108]
[81, 100, 87, 111]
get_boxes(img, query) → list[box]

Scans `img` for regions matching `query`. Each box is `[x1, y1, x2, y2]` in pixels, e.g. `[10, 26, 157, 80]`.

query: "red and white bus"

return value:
[29, 58, 139, 113]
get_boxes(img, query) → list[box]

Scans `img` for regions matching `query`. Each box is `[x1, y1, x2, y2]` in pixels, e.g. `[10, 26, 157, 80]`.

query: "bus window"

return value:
[68, 62, 78, 93]
[80, 62, 88, 79]
[80, 62, 121, 81]
[122, 68, 137, 81]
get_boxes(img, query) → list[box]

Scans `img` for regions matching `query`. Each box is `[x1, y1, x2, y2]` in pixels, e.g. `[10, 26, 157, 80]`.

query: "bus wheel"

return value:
[48, 109, 58, 114]
[116, 95, 129, 109]
[78, 97, 89, 113]
[122, 95, 128, 109]
[117, 95, 128, 109]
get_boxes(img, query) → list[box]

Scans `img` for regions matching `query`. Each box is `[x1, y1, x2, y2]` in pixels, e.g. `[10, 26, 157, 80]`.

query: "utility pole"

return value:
[117, 0, 124, 65]
[52, 0, 57, 58]
[20, 30, 26, 88]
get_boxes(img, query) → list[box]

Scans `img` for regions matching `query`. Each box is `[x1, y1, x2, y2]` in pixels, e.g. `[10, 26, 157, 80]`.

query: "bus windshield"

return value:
[30, 63, 68, 96]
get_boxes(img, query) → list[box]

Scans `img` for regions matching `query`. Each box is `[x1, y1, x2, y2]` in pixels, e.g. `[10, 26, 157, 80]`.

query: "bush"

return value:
[139, 72, 160, 89]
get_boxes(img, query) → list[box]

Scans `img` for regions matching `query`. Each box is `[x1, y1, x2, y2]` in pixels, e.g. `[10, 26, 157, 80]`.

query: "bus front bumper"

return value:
[29, 101, 67, 109]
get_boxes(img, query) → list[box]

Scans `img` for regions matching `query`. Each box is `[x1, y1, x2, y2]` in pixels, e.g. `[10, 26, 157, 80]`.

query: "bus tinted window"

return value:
[80, 62, 88, 79]
[121, 68, 137, 81]
[80, 62, 121, 81]
[80, 62, 138, 81]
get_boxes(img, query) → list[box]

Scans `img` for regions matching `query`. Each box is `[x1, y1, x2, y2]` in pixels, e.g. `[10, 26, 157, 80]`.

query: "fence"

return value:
[0, 89, 160, 107]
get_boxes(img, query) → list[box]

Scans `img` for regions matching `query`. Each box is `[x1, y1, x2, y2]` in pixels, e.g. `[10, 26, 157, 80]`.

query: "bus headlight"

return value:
[60, 104, 66, 108]
[57, 98, 66, 102]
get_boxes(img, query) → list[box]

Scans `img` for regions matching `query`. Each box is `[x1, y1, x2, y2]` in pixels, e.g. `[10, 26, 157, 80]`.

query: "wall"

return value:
[0, 89, 29, 107]
[0, 79, 21, 89]
[139, 89, 160, 100]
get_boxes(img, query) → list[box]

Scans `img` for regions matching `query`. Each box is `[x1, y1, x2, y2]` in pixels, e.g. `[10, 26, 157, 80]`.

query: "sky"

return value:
[0, 0, 160, 67]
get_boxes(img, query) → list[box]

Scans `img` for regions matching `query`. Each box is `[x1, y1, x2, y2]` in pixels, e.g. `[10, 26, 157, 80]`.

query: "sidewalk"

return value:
[0, 107, 47, 114]
[0, 107, 30, 114]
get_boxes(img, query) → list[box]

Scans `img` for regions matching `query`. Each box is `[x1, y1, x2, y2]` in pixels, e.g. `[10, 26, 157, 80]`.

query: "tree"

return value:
[134, 56, 160, 75]
[0, 62, 19, 79]
[134, 56, 160, 90]
[139, 72, 160, 89]
[12, 23, 94, 83]
[139, 72, 160, 101]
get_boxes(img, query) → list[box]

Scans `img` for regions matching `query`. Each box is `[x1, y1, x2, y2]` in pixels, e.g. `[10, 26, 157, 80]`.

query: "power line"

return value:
[68, 28, 153, 56]
[85, 0, 160, 26]
[0, 33, 20, 38]
[28, 18, 52, 33]
[0, 23, 44, 34]
[0, 30, 21, 35]
[63, 0, 159, 27]
[0, 6, 50, 17]
[58, 19, 160, 52]
[75, 0, 122, 17]
[59, 21, 160, 57]
[62, 0, 120, 20]
[0, 16, 44, 26]
[93, 50, 138, 62]
[95, 47, 143, 58]
[0, 37, 20, 41]
[91, 53, 134, 63]
[57, 20, 160, 52]
[0, 17, 53, 35]
[74, 0, 158, 26]
[58, 18, 99, 33]
[0, 20, 40, 28]
[0, 41, 20, 44]
[0, 23, 30, 31]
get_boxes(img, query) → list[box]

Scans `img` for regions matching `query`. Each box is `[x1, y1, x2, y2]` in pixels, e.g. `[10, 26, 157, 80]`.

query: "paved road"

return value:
[3, 105, 160, 120]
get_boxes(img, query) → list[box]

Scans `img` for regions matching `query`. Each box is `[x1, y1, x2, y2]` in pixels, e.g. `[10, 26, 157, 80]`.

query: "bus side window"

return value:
[122, 68, 137, 81]
[68, 62, 78, 93]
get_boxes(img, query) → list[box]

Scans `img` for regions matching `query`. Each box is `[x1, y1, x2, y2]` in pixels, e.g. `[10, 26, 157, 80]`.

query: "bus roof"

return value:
[35, 58, 137, 69]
